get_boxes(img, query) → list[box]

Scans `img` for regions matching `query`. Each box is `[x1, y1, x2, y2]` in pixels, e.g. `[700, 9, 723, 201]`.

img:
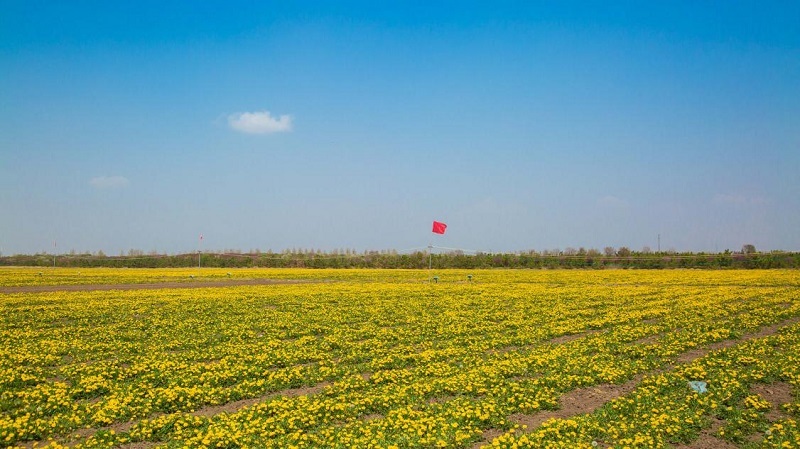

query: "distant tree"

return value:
[604, 247, 616, 257]
[616, 247, 631, 257]
[641, 246, 652, 254]
[742, 244, 756, 254]
[587, 248, 601, 257]
[564, 247, 577, 256]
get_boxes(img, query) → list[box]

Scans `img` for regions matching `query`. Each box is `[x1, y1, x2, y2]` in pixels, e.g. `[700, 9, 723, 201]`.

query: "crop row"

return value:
[3, 267, 800, 287]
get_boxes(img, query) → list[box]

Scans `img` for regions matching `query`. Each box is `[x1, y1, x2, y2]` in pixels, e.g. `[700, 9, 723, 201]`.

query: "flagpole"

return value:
[429, 221, 447, 271]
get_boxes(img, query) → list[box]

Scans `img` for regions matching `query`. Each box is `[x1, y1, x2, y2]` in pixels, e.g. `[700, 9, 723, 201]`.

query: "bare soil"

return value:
[477, 316, 800, 447]
[23, 380, 333, 448]
[672, 418, 737, 449]
[509, 374, 645, 430]
[488, 330, 598, 356]
[632, 333, 661, 345]
[677, 317, 800, 363]
[548, 330, 598, 345]
[472, 428, 505, 449]
[117, 443, 157, 449]
[751, 381, 793, 421]
[192, 381, 331, 418]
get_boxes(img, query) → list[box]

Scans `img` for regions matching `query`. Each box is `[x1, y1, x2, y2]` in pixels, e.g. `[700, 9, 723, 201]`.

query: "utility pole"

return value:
[198, 234, 203, 271]
[658, 234, 661, 253]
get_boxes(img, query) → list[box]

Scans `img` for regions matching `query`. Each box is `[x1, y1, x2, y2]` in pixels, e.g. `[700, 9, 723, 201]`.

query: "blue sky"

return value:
[2, 1, 799, 255]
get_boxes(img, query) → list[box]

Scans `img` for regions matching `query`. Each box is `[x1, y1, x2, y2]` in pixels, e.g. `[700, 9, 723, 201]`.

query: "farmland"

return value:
[1, 268, 799, 448]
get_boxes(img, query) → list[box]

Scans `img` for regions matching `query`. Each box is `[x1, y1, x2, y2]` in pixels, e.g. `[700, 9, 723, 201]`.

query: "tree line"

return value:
[2, 248, 798, 269]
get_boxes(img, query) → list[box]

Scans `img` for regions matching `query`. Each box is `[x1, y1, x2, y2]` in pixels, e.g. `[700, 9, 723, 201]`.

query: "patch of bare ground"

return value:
[192, 381, 331, 418]
[675, 333, 749, 364]
[428, 395, 456, 404]
[748, 316, 800, 339]
[748, 432, 763, 444]
[478, 316, 800, 447]
[46, 376, 69, 385]
[0, 278, 328, 294]
[362, 413, 383, 421]
[671, 322, 799, 449]
[509, 374, 645, 431]
[116, 443, 156, 449]
[632, 333, 661, 345]
[681, 381, 794, 448]
[471, 428, 505, 449]
[548, 330, 599, 345]
[486, 345, 522, 356]
[18, 427, 107, 449]
[486, 330, 599, 355]
[487, 330, 598, 356]
[23, 380, 333, 448]
[751, 381, 793, 421]
[106, 416, 157, 435]
[677, 317, 800, 364]
[676, 347, 720, 364]
[672, 418, 736, 449]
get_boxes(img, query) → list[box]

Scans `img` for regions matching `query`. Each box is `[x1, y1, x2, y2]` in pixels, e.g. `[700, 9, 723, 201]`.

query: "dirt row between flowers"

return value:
[22, 316, 800, 449]
[670, 380, 795, 449]
[21, 381, 334, 449]
[471, 316, 800, 449]
[0, 279, 329, 294]
[22, 326, 614, 449]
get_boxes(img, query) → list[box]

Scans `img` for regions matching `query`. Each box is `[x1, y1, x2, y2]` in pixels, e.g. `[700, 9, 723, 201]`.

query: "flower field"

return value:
[1, 268, 799, 448]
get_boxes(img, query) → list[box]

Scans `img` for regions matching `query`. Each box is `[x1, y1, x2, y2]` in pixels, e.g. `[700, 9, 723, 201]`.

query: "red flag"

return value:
[432, 221, 447, 234]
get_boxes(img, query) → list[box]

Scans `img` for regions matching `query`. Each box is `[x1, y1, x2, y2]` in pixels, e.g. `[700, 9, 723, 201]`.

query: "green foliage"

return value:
[2, 250, 799, 269]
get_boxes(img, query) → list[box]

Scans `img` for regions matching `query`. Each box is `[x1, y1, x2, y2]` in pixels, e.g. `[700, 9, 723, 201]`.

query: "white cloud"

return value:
[228, 110, 292, 134]
[90, 176, 130, 189]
